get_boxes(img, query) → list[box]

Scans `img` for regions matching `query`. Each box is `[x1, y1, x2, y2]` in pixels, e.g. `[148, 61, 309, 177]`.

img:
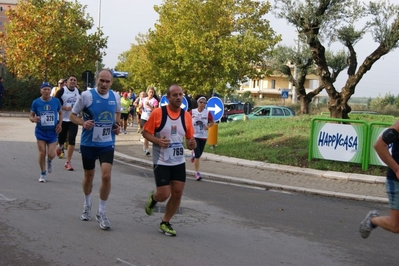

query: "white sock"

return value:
[84, 195, 91, 206]
[99, 199, 106, 214]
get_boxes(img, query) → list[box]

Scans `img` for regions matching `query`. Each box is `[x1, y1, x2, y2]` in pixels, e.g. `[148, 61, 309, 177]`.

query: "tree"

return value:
[0, 0, 107, 83]
[274, 0, 399, 118]
[269, 43, 347, 114]
[116, 33, 154, 92]
[145, 0, 281, 95]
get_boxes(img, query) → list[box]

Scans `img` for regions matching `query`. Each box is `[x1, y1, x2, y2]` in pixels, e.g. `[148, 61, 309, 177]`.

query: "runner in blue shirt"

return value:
[29, 82, 63, 183]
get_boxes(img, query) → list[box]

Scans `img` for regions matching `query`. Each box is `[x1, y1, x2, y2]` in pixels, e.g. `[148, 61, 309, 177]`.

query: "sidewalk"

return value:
[1, 111, 388, 203]
[114, 123, 388, 204]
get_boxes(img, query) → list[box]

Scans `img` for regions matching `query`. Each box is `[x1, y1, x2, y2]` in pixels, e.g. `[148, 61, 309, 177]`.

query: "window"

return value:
[272, 108, 284, 116]
[259, 108, 270, 116]
[271, 80, 276, 89]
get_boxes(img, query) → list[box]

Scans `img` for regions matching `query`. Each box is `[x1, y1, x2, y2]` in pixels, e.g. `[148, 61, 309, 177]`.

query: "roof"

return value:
[0, 0, 18, 4]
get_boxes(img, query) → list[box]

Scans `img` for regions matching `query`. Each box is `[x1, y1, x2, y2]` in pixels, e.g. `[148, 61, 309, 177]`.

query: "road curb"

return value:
[114, 151, 388, 203]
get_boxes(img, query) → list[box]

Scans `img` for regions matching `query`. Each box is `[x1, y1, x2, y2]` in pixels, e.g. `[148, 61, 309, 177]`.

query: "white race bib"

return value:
[92, 122, 113, 143]
[163, 142, 185, 162]
[40, 111, 55, 126]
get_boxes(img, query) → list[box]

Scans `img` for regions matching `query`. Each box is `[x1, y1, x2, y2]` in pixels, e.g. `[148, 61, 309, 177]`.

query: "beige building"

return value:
[0, 0, 17, 33]
[238, 65, 319, 103]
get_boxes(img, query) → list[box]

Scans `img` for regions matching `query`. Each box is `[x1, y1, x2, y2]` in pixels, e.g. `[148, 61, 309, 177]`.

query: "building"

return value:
[0, 0, 17, 33]
[238, 64, 319, 103]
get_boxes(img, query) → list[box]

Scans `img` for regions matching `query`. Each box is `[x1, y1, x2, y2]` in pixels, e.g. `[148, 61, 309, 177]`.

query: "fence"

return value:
[308, 117, 392, 170]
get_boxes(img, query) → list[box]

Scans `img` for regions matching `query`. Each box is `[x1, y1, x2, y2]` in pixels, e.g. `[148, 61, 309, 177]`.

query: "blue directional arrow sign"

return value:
[160, 95, 169, 107]
[206, 97, 224, 121]
[160, 95, 188, 111]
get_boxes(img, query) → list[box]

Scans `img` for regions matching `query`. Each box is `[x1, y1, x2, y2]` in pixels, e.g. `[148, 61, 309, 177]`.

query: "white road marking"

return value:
[0, 193, 16, 201]
[116, 258, 139, 266]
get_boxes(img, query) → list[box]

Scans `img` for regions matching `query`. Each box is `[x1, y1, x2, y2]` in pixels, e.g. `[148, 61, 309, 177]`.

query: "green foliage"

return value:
[1, 0, 107, 83]
[369, 93, 399, 110]
[273, 0, 399, 118]
[1, 70, 41, 111]
[144, 0, 281, 96]
[115, 34, 153, 91]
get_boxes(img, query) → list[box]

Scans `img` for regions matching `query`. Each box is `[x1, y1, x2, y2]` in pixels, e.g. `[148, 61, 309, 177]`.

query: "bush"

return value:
[2, 72, 42, 111]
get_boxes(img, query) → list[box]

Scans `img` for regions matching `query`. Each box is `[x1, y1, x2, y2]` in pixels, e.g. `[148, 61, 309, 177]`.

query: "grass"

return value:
[205, 114, 397, 177]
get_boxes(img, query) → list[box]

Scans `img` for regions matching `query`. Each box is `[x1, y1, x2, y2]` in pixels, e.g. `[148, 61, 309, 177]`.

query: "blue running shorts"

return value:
[386, 179, 399, 210]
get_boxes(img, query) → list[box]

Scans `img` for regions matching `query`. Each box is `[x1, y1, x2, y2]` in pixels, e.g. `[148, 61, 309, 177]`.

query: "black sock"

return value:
[150, 195, 157, 208]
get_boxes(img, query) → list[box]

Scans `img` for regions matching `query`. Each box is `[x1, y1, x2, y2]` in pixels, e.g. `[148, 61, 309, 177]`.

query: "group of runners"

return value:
[29, 70, 214, 235]
[27, 71, 399, 238]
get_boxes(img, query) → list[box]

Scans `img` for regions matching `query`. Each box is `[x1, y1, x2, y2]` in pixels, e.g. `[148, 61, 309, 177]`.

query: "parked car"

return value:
[227, 105, 295, 122]
[221, 102, 245, 122]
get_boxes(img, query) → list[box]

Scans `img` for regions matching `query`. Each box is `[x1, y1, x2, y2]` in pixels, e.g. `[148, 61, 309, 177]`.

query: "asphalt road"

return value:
[0, 117, 397, 266]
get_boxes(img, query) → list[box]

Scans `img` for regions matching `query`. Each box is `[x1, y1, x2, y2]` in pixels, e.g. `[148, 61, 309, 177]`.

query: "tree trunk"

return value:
[299, 94, 311, 114]
[327, 93, 351, 119]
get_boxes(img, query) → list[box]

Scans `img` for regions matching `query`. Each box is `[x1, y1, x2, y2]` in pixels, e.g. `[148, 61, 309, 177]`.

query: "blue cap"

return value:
[40, 82, 52, 89]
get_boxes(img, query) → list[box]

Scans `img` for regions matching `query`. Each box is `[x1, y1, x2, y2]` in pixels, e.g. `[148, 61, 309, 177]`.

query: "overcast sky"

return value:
[77, 0, 399, 98]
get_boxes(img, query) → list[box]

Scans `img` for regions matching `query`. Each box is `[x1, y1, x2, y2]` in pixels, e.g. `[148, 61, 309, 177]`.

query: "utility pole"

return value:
[292, 35, 299, 104]
[95, 0, 102, 75]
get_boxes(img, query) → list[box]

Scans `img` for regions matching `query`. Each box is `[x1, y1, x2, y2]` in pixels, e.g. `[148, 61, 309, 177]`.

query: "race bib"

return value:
[163, 142, 185, 162]
[92, 122, 113, 143]
[40, 111, 55, 126]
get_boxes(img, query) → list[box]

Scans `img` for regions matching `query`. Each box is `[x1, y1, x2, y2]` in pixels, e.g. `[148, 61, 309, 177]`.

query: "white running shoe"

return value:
[96, 211, 111, 230]
[80, 204, 92, 221]
[38, 174, 46, 183]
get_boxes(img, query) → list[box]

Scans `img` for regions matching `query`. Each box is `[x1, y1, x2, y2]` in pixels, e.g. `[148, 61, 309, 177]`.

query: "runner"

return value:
[70, 69, 121, 230]
[143, 84, 196, 236]
[55, 75, 81, 171]
[139, 86, 158, 156]
[190, 95, 214, 180]
[29, 82, 63, 182]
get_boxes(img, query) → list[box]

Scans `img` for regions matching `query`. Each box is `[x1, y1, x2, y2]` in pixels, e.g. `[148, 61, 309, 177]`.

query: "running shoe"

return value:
[38, 174, 46, 183]
[124, 130, 127, 134]
[190, 151, 195, 163]
[56, 146, 62, 157]
[195, 172, 202, 181]
[159, 221, 176, 236]
[137, 128, 141, 133]
[145, 191, 156, 215]
[47, 159, 53, 173]
[96, 211, 111, 230]
[145, 149, 151, 156]
[59, 151, 64, 159]
[359, 210, 379, 239]
[64, 161, 74, 171]
[80, 204, 92, 221]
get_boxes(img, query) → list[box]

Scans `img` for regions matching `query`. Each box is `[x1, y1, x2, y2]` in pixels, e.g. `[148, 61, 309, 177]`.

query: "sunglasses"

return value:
[199, 102, 206, 104]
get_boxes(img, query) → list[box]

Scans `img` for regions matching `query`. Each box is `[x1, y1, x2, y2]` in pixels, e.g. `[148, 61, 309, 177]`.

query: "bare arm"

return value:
[374, 120, 399, 179]
[142, 130, 171, 148]
[70, 112, 85, 127]
[56, 110, 63, 134]
[29, 111, 40, 123]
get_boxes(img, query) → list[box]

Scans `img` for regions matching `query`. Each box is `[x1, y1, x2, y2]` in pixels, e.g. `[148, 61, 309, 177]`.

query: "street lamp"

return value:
[95, 0, 101, 75]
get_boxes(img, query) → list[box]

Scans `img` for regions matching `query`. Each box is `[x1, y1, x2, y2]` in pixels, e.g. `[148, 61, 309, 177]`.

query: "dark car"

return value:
[221, 102, 246, 122]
